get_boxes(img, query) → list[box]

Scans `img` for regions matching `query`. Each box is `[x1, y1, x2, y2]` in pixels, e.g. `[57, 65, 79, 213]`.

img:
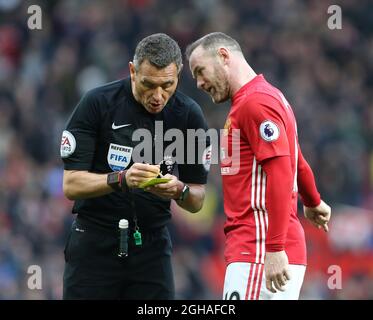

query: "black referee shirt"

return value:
[61, 78, 210, 230]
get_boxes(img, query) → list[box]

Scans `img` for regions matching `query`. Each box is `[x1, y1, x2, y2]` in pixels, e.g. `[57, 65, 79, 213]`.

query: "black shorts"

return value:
[63, 217, 174, 300]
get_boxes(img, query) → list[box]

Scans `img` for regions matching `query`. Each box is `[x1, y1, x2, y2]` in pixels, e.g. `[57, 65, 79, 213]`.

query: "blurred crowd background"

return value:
[0, 0, 372, 299]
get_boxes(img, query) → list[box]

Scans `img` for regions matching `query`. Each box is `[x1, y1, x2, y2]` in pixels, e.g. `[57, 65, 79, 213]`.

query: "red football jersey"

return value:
[221, 74, 307, 265]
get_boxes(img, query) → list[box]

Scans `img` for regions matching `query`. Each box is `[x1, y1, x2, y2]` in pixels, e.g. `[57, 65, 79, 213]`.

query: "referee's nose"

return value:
[152, 87, 164, 102]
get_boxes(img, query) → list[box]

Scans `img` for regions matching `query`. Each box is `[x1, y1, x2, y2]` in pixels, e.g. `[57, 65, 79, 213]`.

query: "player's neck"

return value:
[230, 62, 257, 98]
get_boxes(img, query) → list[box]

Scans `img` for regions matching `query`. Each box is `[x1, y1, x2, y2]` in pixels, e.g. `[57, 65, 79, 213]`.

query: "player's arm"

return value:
[297, 146, 331, 231]
[297, 145, 321, 207]
[261, 155, 293, 293]
[63, 163, 160, 200]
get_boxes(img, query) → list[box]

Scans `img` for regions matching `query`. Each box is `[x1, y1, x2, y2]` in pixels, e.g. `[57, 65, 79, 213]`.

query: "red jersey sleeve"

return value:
[238, 93, 290, 162]
[297, 144, 321, 207]
[262, 155, 293, 252]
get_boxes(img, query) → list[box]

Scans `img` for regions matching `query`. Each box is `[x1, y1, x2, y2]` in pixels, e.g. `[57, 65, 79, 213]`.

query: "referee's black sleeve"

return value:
[61, 90, 101, 171]
[178, 101, 211, 184]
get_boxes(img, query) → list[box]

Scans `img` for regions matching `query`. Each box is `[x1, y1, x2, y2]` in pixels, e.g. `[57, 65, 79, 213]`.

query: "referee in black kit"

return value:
[60, 33, 210, 299]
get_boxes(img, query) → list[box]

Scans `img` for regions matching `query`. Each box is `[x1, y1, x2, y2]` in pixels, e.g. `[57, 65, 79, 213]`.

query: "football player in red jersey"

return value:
[186, 32, 331, 300]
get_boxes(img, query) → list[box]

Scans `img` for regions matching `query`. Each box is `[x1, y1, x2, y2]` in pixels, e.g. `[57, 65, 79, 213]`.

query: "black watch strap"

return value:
[178, 184, 190, 201]
[107, 170, 129, 192]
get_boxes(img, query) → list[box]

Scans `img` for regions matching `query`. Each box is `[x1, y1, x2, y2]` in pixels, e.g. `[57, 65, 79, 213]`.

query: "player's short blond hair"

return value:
[185, 32, 242, 60]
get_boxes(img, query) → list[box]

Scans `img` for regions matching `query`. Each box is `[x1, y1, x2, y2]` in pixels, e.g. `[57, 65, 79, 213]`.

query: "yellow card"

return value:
[139, 178, 171, 189]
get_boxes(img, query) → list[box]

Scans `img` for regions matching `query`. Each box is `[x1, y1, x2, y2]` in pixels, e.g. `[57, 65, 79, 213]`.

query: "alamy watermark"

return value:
[327, 5, 342, 30]
[28, 4, 342, 32]
[27, 265, 42, 290]
[27, 5, 42, 30]
[327, 265, 342, 290]
[87, 122, 242, 175]
[128, 122, 241, 175]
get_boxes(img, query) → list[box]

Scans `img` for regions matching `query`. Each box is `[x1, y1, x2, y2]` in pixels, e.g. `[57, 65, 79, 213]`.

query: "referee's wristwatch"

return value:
[107, 170, 129, 192]
[177, 183, 190, 201]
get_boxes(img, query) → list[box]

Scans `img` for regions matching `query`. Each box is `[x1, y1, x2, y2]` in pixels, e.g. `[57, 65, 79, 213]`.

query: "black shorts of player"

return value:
[63, 217, 174, 300]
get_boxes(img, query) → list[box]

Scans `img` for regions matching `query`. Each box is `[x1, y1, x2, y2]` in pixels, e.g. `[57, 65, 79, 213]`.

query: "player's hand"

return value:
[125, 163, 160, 188]
[145, 174, 183, 199]
[304, 200, 331, 232]
[264, 250, 291, 293]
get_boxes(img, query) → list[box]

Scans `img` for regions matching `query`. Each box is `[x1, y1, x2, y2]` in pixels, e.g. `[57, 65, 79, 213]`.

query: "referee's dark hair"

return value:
[133, 33, 183, 73]
[185, 32, 243, 60]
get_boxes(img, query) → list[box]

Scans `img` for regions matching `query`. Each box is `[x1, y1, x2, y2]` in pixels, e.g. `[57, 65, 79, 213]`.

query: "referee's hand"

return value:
[145, 174, 183, 200]
[125, 163, 160, 188]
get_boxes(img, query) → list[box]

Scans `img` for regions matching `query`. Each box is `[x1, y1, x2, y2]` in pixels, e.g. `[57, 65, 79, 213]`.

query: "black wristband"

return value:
[120, 170, 129, 192]
[107, 171, 121, 191]
[107, 171, 129, 192]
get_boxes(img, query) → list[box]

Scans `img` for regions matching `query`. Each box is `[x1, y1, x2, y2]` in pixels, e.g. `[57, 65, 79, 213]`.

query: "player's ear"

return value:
[217, 47, 229, 65]
[177, 63, 183, 79]
[178, 64, 184, 77]
[129, 62, 136, 79]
